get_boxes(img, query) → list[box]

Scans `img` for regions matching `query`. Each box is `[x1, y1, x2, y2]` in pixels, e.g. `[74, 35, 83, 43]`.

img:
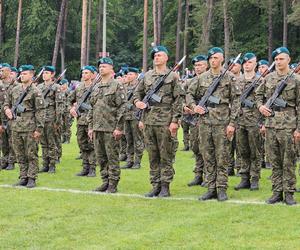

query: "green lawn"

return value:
[1, 126, 300, 249]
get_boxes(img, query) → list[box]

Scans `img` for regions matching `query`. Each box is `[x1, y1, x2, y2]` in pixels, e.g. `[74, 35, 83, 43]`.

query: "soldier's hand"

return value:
[32, 130, 41, 142]
[113, 129, 123, 140]
[293, 130, 300, 143]
[194, 105, 206, 115]
[70, 106, 78, 118]
[259, 125, 266, 136]
[88, 129, 94, 141]
[183, 106, 194, 114]
[5, 108, 13, 120]
[138, 121, 144, 130]
[259, 105, 272, 117]
[169, 122, 179, 137]
[226, 125, 235, 141]
[0, 125, 4, 134]
[135, 101, 147, 110]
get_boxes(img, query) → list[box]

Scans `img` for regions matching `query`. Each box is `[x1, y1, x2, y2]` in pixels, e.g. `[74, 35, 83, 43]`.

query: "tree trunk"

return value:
[60, 0, 69, 74]
[283, 0, 288, 46]
[182, 0, 189, 71]
[14, 0, 22, 67]
[86, 0, 92, 64]
[52, 0, 67, 67]
[152, 0, 158, 46]
[95, 0, 102, 59]
[157, 0, 162, 44]
[175, 0, 182, 62]
[223, 0, 229, 63]
[143, 0, 148, 72]
[200, 0, 213, 53]
[0, 0, 3, 50]
[268, 0, 273, 63]
[81, 0, 88, 67]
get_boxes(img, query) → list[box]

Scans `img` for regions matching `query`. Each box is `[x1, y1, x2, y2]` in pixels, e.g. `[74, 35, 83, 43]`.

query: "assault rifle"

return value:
[42, 69, 67, 100]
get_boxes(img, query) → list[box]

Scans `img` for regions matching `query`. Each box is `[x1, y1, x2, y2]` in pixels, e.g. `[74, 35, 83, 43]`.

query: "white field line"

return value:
[0, 184, 294, 206]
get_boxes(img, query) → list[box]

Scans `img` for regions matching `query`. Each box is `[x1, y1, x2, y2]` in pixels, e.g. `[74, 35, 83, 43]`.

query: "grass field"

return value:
[1, 126, 300, 249]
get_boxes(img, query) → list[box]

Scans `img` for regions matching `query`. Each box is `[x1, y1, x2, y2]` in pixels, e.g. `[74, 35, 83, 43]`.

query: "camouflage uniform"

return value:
[54, 89, 65, 161]
[181, 79, 191, 150]
[37, 82, 63, 171]
[133, 69, 183, 195]
[88, 78, 126, 190]
[69, 82, 96, 176]
[256, 70, 300, 194]
[187, 69, 239, 194]
[4, 84, 45, 182]
[61, 89, 73, 143]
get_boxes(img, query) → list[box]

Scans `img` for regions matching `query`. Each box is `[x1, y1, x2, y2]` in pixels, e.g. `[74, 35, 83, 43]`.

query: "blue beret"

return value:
[192, 55, 208, 65]
[19, 65, 35, 72]
[43, 65, 56, 72]
[60, 79, 69, 85]
[81, 65, 97, 73]
[127, 67, 139, 73]
[207, 47, 224, 59]
[272, 47, 290, 59]
[242, 52, 256, 64]
[10, 67, 18, 73]
[1, 63, 11, 69]
[258, 60, 269, 66]
[229, 57, 242, 65]
[97, 57, 114, 66]
[151, 45, 169, 59]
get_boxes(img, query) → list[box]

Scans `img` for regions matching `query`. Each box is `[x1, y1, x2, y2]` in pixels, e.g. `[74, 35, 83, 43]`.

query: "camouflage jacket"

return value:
[133, 68, 184, 126]
[256, 70, 300, 130]
[237, 74, 263, 127]
[124, 80, 139, 121]
[4, 83, 45, 132]
[37, 82, 64, 123]
[88, 78, 126, 132]
[186, 69, 240, 126]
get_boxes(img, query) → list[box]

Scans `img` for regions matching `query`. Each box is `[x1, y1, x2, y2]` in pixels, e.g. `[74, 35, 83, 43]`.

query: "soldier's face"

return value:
[230, 64, 241, 74]
[99, 64, 113, 77]
[154, 52, 168, 66]
[126, 72, 138, 82]
[10, 71, 18, 80]
[20, 71, 34, 83]
[0, 67, 11, 79]
[42, 71, 54, 81]
[194, 61, 207, 75]
[275, 54, 290, 71]
[258, 65, 268, 75]
[243, 58, 257, 73]
[209, 53, 224, 69]
[61, 84, 67, 91]
[82, 70, 93, 81]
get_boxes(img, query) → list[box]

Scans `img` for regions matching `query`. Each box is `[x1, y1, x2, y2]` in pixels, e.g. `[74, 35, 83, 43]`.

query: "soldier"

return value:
[4, 65, 45, 188]
[69, 66, 96, 177]
[133, 46, 184, 197]
[0, 63, 17, 170]
[185, 55, 207, 187]
[60, 79, 72, 144]
[10, 67, 19, 82]
[234, 52, 262, 191]
[187, 47, 239, 201]
[38, 66, 63, 173]
[121, 67, 144, 169]
[257, 60, 269, 76]
[256, 47, 300, 205]
[229, 57, 242, 80]
[88, 57, 126, 193]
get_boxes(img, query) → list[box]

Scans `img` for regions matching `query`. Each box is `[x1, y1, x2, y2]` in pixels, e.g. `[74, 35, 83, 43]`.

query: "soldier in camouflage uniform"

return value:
[184, 55, 207, 187]
[0, 63, 17, 170]
[121, 67, 144, 169]
[88, 57, 126, 193]
[234, 53, 263, 191]
[60, 79, 72, 144]
[187, 47, 240, 201]
[69, 66, 96, 177]
[133, 46, 184, 197]
[256, 47, 300, 205]
[4, 65, 45, 188]
[38, 66, 63, 173]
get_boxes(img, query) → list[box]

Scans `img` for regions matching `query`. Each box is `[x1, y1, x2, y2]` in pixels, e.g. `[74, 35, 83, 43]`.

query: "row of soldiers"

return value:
[1, 45, 299, 206]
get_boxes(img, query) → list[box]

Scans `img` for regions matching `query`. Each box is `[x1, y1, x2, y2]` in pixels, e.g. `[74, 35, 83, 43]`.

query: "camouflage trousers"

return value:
[198, 124, 230, 190]
[181, 120, 190, 148]
[125, 119, 144, 164]
[40, 121, 57, 167]
[77, 125, 95, 167]
[55, 125, 62, 161]
[119, 134, 127, 156]
[144, 125, 175, 185]
[61, 113, 72, 142]
[12, 131, 39, 180]
[190, 124, 204, 177]
[266, 128, 296, 192]
[93, 131, 121, 182]
[236, 125, 262, 179]
[1, 126, 16, 165]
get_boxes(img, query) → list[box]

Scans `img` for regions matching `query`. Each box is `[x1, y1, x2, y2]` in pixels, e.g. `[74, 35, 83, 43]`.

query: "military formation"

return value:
[0, 45, 300, 206]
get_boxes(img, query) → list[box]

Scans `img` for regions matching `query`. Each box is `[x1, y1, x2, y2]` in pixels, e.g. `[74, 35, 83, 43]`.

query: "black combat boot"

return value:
[132, 161, 141, 169]
[6, 164, 15, 170]
[121, 161, 134, 169]
[93, 181, 109, 192]
[145, 184, 161, 197]
[76, 165, 89, 176]
[217, 188, 228, 202]
[266, 191, 283, 204]
[14, 178, 28, 186]
[87, 166, 96, 177]
[250, 177, 259, 191]
[199, 189, 217, 201]
[106, 181, 118, 193]
[201, 180, 208, 187]
[234, 175, 251, 190]
[26, 178, 36, 188]
[39, 165, 49, 173]
[158, 183, 171, 197]
[187, 176, 203, 187]
[227, 166, 235, 176]
[284, 192, 297, 206]
[48, 166, 56, 174]
[119, 154, 127, 162]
